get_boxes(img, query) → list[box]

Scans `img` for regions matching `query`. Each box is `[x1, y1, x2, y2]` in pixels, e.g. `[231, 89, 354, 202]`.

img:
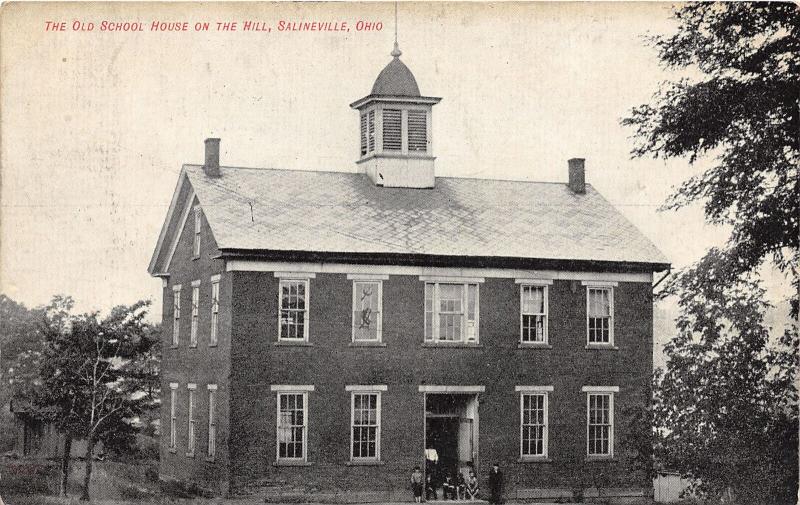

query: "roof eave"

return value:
[349, 94, 443, 109]
[218, 248, 670, 273]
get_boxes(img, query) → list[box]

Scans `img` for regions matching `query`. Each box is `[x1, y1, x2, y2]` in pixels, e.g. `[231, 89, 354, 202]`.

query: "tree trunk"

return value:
[80, 437, 95, 501]
[59, 434, 72, 497]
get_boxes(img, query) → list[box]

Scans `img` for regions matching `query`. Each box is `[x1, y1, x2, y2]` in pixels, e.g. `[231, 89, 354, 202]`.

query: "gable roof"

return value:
[148, 165, 669, 274]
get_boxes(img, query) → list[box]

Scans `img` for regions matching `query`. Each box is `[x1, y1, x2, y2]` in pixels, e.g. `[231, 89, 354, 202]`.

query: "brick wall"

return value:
[228, 271, 654, 498]
[159, 196, 232, 495]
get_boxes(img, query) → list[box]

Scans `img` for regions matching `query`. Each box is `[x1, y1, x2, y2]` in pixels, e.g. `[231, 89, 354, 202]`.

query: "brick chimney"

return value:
[203, 138, 221, 177]
[568, 158, 585, 194]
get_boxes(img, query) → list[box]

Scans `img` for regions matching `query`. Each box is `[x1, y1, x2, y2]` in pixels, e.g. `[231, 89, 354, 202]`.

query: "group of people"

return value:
[410, 463, 503, 504]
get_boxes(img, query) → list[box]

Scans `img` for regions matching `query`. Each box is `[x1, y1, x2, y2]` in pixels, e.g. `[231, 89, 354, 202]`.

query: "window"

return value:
[347, 386, 385, 462]
[275, 390, 309, 462]
[382, 109, 402, 151]
[187, 384, 197, 457]
[424, 282, 479, 343]
[407, 110, 427, 152]
[190, 281, 200, 347]
[172, 285, 181, 346]
[352, 280, 382, 342]
[169, 383, 178, 450]
[193, 206, 201, 258]
[518, 388, 550, 458]
[587, 285, 614, 345]
[279, 279, 309, 341]
[210, 276, 220, 346]
[520, 284, 548, 343]
[207, 385, 217, 459]
[583, 386, 617, 457]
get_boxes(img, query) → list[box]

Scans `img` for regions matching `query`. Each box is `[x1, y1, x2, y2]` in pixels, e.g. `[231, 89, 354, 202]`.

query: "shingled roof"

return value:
[179, 165, 669, 269]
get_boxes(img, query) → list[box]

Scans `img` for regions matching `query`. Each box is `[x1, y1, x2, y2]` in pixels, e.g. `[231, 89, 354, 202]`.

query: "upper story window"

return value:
[352, 280, 383, 343]
[424, 281, 479, 343]
[585, 283, 615, 346]
[407, 110, 427, 152]
[171, 285, 181, 347]
[190, 281, 200, 347]
[192, 206, 202, 258]
[210, 275, 220, 346]
[520, 284, 549, 344]
[382, 109, 402, 151]
[583, 386, 618, 458]
[279, 278, 310, 342]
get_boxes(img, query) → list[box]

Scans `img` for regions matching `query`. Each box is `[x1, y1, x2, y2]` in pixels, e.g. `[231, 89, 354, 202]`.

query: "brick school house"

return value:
[148, 41, 669, 502]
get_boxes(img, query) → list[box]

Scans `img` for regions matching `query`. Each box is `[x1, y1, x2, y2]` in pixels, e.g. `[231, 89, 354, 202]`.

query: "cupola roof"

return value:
[370, 43, 421, 97]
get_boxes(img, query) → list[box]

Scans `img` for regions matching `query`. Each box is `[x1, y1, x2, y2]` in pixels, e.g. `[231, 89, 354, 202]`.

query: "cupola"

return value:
[350, 42, 441, 188]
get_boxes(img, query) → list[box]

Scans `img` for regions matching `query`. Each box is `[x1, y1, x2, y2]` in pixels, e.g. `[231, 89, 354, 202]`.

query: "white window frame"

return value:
[207, 384, 217, 460]
[186, 383, 197, 457]
[171, 285, 181, 347]
[169, 383, 178, 451]
[271, 385, 314, 463]
[583, 386, 618, 458]
[190, 281, 200, 347]
[210, 275, 220, 346]
[424, 281, 480, 344]
[584, 282, 615, 346]
[192, 206, 202, 258]
[347, 385, 386, 462]
[277, 278, 310, 342]
[517, 385, 552, 459]
[519, 282, 550, 344]
[351, 279, 383, 343]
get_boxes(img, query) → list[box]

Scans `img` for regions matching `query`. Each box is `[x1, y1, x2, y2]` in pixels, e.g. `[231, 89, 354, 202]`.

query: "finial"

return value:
[391, 1, 402, 58]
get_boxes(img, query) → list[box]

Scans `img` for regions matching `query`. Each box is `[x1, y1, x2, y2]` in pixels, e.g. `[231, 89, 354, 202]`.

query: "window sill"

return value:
[189, 344, 198, 349]
[586, 455, 615, 462]
[349, 341, 387, 347]
[185, 452, 195, 458]
[517, 457, 552, 463]
[345, 460, 384, 466]
[208, 343, 218, 348]
[585, 344, 619, 350]
[274, 341, 314, 347]
[168, 447, 177, 454]
[169, 345, 178, 349]
[205, 456, 216, 463]
[517, 343, 552, 349]
[421, 343, 483, 348]
[192, 256, 200, 261]
[273, 460, 312, 467]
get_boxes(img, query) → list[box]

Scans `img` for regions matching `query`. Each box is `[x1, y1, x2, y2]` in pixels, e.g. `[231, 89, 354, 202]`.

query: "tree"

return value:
[623, 3, 799, 502]
[623, 2, 799, 315]
[655, 251, 798, 504]
[37, 300, 157, 501]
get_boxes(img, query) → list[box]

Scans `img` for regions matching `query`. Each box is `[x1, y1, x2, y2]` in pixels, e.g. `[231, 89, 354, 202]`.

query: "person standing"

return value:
[411, 466, 424, 503]
[488, 463, 504, 505]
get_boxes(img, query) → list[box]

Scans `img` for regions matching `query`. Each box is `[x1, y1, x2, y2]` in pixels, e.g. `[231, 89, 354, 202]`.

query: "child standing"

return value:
[411, 466, 424, 503]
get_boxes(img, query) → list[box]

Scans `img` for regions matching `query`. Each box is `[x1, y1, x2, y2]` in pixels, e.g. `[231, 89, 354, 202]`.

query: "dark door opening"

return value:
[424, 393, 478, 498]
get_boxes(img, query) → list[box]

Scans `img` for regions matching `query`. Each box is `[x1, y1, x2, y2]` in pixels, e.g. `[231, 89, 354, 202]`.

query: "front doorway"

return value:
[424, 393, 479, 499]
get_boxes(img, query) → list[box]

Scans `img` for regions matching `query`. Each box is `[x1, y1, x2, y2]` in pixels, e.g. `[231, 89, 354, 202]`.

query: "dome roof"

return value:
[370, 56, 421, 97]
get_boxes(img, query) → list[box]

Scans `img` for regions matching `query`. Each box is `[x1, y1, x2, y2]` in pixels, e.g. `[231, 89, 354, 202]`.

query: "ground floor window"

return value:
[583, 386, 617, 457]
[271, 385, 314, 463]
[516, 385, 551, 459]
[347, 385, 385, 462]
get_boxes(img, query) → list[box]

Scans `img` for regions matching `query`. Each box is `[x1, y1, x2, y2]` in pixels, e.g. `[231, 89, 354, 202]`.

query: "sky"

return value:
[1, 1, 791, 322]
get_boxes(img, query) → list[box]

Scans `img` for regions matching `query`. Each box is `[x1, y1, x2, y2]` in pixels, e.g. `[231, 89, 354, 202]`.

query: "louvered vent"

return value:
[383, 109, 402, 151]
[367, 110, 376, 153]
[360, 113, 368, 156]
[408, 110, 427, 152]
